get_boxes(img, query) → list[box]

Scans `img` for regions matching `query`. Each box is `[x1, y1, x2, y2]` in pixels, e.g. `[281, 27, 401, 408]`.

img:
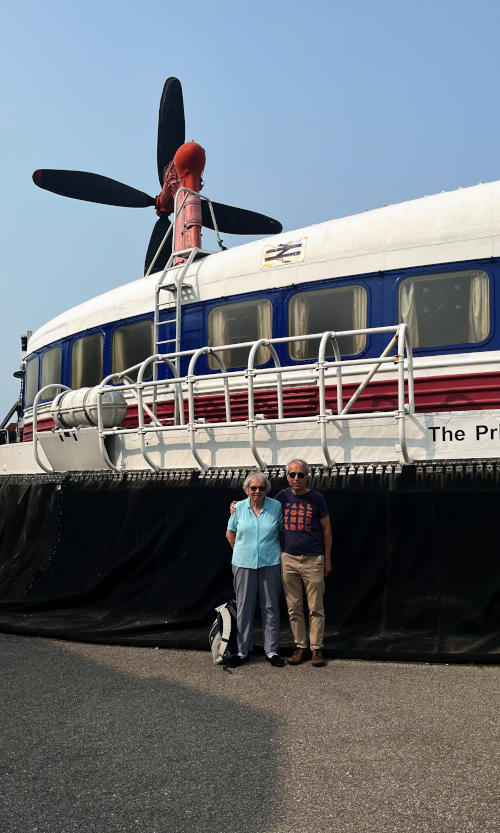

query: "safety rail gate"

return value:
[31, 324, 414, 473]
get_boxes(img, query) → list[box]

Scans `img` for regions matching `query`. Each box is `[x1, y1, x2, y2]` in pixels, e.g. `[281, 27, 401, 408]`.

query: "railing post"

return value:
[404, 325, 415, 414]
[318, 333, 341, 466]
[396, 323, 413, 464]
[136, 355, 183, 471]
[186, 346, 231, 471]
[246, 339, 283, 469]
[247, 340, 266, 470]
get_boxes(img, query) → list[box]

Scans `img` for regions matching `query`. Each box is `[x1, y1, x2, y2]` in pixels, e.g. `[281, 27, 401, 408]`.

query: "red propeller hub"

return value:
[154, 141, 206, 215]
[174, 142, 206, 191]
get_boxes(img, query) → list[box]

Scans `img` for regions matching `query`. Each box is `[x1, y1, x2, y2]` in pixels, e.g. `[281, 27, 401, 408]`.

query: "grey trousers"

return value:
[232, 564, 282, 657]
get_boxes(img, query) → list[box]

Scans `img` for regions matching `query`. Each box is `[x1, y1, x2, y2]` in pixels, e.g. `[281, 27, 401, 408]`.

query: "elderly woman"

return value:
[226, 471, 284, 667]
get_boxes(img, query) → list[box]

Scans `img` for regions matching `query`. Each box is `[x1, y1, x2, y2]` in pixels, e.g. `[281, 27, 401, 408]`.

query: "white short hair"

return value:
[243, 471, 271, 494]
[287, 459, 310, 476]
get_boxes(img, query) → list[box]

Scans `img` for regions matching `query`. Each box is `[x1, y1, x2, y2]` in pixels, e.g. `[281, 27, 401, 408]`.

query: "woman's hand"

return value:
[230, 500, 239, 514]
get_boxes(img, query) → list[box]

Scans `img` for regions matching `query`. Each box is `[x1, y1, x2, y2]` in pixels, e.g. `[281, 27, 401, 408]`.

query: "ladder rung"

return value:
[158, 282, 193, 292]
[155, 269, 182, 369]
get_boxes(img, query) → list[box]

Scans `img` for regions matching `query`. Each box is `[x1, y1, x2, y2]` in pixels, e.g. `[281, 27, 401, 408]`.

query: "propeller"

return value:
[32, 170, 155, 208]
[144, 215, 171, 275]
[32, 77, 283, 274]
[157, 76, 185, 185]
[201, 201, 282, 236]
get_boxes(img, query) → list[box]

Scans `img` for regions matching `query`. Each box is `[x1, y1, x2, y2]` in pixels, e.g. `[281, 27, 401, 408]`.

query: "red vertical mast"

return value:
[173, 142, 206, 259]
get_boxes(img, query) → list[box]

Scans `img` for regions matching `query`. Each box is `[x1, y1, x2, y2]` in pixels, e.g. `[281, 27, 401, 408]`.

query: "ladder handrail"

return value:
[148, 189, 223, 425]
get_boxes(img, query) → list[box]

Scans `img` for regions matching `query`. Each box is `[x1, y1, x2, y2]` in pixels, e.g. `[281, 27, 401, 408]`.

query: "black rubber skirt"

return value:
[0, 468, 498, 662]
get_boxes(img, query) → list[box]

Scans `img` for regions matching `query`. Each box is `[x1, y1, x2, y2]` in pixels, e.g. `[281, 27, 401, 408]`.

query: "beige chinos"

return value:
[281, 552, 325, 649]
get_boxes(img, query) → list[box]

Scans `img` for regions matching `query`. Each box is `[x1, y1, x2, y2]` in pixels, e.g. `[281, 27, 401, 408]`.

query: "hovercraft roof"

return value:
[28, 179, 500, 352]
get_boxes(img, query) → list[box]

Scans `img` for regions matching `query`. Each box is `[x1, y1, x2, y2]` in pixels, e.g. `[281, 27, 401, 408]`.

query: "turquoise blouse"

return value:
[227, 496, 283, 569]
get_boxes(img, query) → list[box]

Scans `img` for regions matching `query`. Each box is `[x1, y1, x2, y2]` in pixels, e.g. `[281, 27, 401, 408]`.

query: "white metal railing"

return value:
[90, 324, 415, 472]
[32, 383, 71, 472]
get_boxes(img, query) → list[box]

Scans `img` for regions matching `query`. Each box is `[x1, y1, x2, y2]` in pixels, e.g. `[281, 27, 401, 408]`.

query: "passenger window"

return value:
[398, 269, 489, 348]
[25, 356, 39, 407]
[112, 320, 153, 380]
[207, 299, 273, 369]
[288, 285, 367, 360]
[41, 347, 62, 398]
[71, 333, 103, 388]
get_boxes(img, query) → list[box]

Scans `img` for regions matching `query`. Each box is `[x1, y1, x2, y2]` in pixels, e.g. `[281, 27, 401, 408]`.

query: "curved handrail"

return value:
[247, 339, 282, 470]
[32, 384, 71, 473]
[317, 332, 342, 466]
[186, 347, 231, 471]
[95, 370, 163, 472]
[187, 347, 231, 422]
[98, 369, 163, 428]
[396, 323, 414, 464]
[137, 354, 184, 471]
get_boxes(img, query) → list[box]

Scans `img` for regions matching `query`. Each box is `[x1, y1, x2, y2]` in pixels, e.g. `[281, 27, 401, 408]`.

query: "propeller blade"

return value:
[157, 77, 185, 185]
[32, 170, 155, 208]
[201, 201, 282, 236]
[144, 215, 172, 275]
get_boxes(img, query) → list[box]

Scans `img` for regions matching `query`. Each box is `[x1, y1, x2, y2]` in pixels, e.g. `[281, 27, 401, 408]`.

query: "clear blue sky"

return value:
[1, 0, 500, 416]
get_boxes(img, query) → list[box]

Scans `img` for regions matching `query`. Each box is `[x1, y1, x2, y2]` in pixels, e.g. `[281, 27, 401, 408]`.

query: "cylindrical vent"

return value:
[51, 387, 127, 429]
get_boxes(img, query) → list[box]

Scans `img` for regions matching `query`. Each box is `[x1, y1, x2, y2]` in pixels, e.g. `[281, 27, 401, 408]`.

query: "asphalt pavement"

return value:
[1, 633, 498, 833]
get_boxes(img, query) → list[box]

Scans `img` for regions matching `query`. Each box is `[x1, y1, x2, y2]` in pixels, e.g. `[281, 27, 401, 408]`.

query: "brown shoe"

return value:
[311, 649, 325, 667]
[287, 646, 309, 665]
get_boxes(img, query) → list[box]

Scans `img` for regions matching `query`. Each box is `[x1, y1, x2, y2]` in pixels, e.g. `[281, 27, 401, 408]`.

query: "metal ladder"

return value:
[148, 190, 225, 424]
[152, 246, 211, 423]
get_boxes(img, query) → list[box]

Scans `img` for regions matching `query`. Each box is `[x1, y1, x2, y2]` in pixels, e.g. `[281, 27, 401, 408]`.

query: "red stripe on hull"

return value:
[21, 371, 500, 439]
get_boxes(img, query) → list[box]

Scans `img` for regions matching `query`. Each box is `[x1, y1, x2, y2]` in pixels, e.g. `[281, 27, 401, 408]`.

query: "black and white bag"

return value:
[209, 600, 238, 665]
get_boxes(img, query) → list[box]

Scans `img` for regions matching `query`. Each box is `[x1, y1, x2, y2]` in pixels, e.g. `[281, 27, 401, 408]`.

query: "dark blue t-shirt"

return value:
[275, 488, 329, 556]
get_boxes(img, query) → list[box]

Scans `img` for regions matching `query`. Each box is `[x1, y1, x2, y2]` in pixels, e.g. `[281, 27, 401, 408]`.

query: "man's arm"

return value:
[320, 515, 332, 577]
[226, 529, 236, 550]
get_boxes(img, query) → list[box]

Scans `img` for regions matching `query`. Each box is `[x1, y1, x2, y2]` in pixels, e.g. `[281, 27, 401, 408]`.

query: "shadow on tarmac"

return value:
[1, 635, 280, 833]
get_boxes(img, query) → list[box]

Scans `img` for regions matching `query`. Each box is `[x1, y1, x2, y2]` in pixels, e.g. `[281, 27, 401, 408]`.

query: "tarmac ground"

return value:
[1, 633, 498, 833]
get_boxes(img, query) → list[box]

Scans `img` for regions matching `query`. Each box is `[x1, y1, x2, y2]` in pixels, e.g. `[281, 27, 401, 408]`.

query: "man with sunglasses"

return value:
[277, 459, 332, 668]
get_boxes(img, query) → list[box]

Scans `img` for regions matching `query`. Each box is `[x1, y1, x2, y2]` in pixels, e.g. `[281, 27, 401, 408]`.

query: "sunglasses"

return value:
[288, 472, 306, 479]
[249, 486, 266, 491]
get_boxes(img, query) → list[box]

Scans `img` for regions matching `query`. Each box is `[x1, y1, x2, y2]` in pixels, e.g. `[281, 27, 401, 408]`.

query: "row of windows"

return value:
[25, 320, 153, 406]
[207, 268, 490, 367]
[25, 268, 490, 406]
